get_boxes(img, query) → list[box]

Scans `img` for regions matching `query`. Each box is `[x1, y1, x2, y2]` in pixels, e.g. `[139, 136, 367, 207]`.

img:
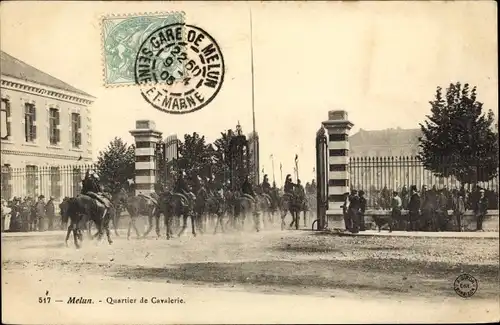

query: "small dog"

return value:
[371, 215, 394, 232]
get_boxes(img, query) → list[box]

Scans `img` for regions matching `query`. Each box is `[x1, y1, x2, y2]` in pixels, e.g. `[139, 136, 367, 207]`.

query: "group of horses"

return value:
[60, 185, 314, 249]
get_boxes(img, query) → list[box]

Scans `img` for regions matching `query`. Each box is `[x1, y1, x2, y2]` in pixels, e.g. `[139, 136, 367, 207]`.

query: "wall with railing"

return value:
[1, 164, 97, 201]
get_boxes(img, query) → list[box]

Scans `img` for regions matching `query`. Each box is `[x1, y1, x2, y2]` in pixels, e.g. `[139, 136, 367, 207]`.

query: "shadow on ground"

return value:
[112, 259, 499, 299]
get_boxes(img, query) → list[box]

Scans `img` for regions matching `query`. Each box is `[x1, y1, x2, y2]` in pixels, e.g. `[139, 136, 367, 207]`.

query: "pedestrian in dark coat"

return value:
[35, 195, 46, 231]
[475, 189, 489, 231]
[45, 196, 56, 231]
[407, 185, 420, 231]
[348, 190, 360, 233]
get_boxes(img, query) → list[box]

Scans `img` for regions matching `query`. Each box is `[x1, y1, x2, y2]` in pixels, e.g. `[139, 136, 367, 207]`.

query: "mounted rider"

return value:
[284, 174, 295, 195]
[81, 170, 111, 209]
[241, 175, 255, 198]
[173, 171, 195, 206]
[261, 174, 271, 195]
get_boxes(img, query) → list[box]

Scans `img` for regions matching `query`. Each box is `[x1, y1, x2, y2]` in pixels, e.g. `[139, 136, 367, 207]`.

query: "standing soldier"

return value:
[358, 190, 367, 231]
[341, 192, 351, 231]
[391, 191, 402, 231]
[407, 185, 420, 231]
[348, 190, 360, 233]
[453, 190, 465, 232]
[45, 196, 56, 231]
[474, 189, 489, 232]
[401, 185, 409, 210]
[35, 195, 46, 232]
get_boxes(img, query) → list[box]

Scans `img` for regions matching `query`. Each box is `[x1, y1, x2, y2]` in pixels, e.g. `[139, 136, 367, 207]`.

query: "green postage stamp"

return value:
[101, 12, 185, 86]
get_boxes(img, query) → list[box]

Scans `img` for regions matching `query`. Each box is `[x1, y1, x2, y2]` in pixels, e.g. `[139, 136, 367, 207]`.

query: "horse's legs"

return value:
[87, 220, 92, 239]
[296, 211, 300, 230]
[303, 210, 307, 227]
[65, 223, 73, 247]
[178, 213, 188, 237]
[281, 210, 288, 230]
[191, 213, 197, 237]
[132, 216, 141, 238]
[73, 223, 80, 249]
[155, 214, 161, 238]
[112, 209, 120, 236]
[143, 214, 154, 238]
[127, 217, 132, 240]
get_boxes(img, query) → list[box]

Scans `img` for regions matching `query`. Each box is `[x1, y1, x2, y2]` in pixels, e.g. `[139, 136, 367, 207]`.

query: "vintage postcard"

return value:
[1, 1, 498, 324]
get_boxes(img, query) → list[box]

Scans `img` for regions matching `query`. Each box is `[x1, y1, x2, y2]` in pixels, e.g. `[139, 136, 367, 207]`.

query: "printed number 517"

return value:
[39, 297, 51, 303]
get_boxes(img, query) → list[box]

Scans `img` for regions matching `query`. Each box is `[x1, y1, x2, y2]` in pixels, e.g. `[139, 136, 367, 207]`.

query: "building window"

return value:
[24, 103, 37, 142]
[49, 108, 61, 145]
[50, 167, 61, 199]
[71, 112, 82, 148]
[1, 99, 11, 140]
[26, 165, 38, 197]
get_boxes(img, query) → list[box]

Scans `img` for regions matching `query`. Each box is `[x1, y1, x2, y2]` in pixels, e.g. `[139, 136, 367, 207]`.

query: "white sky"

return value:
[1, 1, 497, 184]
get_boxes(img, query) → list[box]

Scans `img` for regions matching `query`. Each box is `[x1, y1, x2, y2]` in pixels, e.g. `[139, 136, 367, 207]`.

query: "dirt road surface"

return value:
[2, 226, 499, 324]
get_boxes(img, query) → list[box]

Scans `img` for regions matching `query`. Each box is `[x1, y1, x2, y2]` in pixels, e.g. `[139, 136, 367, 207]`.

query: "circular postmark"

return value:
[454, 273, 478, 298]
[134, 23, 225, 114]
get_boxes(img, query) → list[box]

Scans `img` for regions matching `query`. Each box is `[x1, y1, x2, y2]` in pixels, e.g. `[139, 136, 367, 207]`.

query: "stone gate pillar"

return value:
[129, 120, 162, 196]
[322, 110, 354, 218]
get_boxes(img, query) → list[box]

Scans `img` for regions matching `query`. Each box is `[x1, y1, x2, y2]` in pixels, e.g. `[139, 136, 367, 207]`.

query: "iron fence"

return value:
[1, 164, 97, 202]
[349, 156, 499, 209]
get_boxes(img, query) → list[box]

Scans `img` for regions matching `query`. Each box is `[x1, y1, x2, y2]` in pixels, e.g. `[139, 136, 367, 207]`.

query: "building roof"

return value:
[350, 128, 422, 147]
[1, 51, 93, 98]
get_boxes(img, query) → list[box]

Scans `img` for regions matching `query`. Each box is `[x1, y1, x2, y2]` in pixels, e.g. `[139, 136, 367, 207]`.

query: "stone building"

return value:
[1, 51, 94, 199]
[349, 128, 421, 157]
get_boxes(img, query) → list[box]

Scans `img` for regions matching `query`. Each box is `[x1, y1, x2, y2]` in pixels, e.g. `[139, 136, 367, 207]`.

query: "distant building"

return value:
[247, 131, 259, 185]
[1, 51, 94, 199]
[1, 51, 95, 166]
[349, 128, 421, 157]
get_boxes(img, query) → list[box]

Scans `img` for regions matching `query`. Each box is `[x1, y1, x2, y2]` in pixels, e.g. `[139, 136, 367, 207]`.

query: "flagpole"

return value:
[280, 163, 283, 188]
[249, 7, 257, 184]
[271, 155, 275, 183]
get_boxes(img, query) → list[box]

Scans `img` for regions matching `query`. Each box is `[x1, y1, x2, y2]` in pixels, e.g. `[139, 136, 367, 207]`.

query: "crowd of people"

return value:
[341, 184, 493, 233]
[1, 195, 59, 233]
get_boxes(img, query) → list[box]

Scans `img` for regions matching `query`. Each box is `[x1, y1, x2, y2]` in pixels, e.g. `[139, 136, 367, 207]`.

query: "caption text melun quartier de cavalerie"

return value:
[66, 296, 186, 304]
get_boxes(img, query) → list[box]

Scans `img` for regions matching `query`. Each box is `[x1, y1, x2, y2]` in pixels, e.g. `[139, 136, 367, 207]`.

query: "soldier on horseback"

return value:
[261, 174, 271, 195]
[284, 174, 295, 195]
[82, 170, 110, 208]
[173, 171, 195, 206]
[241, 175, 255, 198]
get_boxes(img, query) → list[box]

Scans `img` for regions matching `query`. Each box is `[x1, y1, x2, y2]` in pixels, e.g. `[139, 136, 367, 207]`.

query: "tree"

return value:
[96, 137, 135, 193]
[177, 132, 214, 185]
[212, 129, 234, 188]
[419, 82, 499, 185]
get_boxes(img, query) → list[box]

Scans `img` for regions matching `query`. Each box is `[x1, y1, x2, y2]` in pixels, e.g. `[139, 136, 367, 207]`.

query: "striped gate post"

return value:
[322, 110, 354, 218]
[129, 120, 163, 196]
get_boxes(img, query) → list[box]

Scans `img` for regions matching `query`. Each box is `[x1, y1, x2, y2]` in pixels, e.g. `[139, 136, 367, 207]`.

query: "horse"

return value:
[256, 189, 280, 227]
[64, 194, 113, 249]
[235, 192, 261, 232]
[194, 187, 225, 234]
[112, 190, 162, 239]
[280, 190, 303, 230]
[158, 190, 196, 239]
